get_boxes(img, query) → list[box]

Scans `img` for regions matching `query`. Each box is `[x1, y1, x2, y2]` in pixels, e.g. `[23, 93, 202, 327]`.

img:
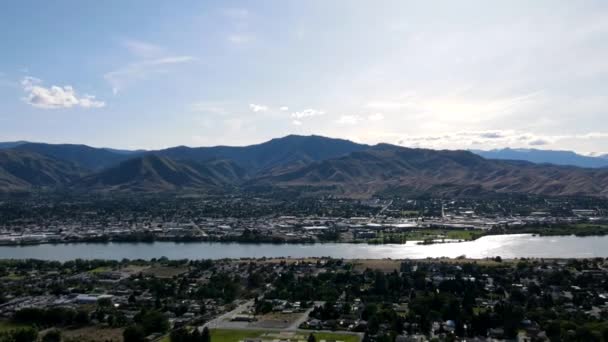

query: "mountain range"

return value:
[2, 135, 608, 198]
[472, 148, 608, 168]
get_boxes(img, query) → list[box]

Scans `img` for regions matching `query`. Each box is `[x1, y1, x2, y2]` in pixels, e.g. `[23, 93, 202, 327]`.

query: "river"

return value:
[0, 234, 606, 261]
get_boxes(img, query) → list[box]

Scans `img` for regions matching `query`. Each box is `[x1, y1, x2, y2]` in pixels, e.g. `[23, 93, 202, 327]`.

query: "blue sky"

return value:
[1, 1, 608, 153]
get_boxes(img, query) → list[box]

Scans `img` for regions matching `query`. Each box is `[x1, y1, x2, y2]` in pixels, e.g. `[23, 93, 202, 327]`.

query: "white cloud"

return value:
[280, 106, 289, 111]
[290, 109, 326, 125]
[576, 132, 608, 139]
[291, 109, 325, 119]
[332, 112, 383, 126]
[587, 151, 608, 157]
[104, 56, 195, 94]
[366, 101, 410, 110]
[393, 130, 608, 150]
[122, 39, 165, 58]
[367, 113, 384, 121]
[21, 77, 105, 109]
[364, 91, 542, 127]
[249, 103, 268, 112]
[528, 138, 550, 146]
[336, 115, 362, 125]
[21, 76, 41, 88]
[79, 95, 106, 108]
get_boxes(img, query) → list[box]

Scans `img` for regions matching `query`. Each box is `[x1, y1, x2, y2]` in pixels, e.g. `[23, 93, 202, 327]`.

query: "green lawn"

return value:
[88, 266, 112, 273]
[0, 320, 28, 333]
[366, 229, 486, 244]
[400, 210, 419, 216]
[0, 273, 25, 281]
[513, 223, 608, 237]
[444, 230, 486, 240]
[210, 329, 360, 342]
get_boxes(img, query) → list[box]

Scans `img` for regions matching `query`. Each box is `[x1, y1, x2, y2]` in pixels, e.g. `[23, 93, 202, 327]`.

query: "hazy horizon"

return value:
[2, 1, 608, 154]
[2, 134, 608, 158]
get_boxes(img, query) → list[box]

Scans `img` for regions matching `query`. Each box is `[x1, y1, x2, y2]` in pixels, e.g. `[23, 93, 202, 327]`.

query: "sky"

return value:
[1, 1, 608, 153]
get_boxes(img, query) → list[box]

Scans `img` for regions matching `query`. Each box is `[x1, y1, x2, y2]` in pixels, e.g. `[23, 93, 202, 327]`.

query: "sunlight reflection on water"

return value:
[0, 234, 606, 261]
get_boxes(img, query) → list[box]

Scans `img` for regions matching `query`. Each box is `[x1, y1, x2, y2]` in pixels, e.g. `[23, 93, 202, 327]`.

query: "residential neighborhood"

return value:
[1, 257, 608, 341]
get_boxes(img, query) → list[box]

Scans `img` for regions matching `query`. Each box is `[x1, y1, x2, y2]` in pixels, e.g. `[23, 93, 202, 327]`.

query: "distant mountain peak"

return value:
[473, 147, 608, 168]
[0, 141, 31, 149]
[154, 134, 368, 173]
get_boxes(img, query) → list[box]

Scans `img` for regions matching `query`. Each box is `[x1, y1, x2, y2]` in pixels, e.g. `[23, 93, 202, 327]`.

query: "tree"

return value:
[11, 327, 38, 342]
[201, 327, 210, 342]
[308, 333, 316, 342]
[575, 326, 598, 342]
[74, 310, 90, 326]
[97, 297, 112, 308]
[123, 325, 146, 342]
[42, 329, 61, 342]
[170, 328, 189, 342]
[139, 310, 169, 334]
[170, 328, 206, 342]
[191, 329, 202, 342]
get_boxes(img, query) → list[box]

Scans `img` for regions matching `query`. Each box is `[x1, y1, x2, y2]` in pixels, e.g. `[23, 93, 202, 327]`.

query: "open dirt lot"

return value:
[211, 329, 360, 342]
[142, 265, 189, 278]
[61, 326, 124, 342]
[249, 312, 305, 329]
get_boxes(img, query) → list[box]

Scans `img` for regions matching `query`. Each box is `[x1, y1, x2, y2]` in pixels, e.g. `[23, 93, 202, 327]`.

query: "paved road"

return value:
[371, 200, 393, 222]
[203, 299, 254, 329]
[200, 300, 362, 341]
[285, 301, 322, 331]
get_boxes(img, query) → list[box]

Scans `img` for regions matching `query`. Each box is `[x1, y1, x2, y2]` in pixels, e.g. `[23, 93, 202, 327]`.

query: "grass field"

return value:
[61, 326, 124, 342]
[142, 265, 189, 278]
[352, 257, 510, 272]
[89, 266, 112, 273]
[0, 320, 28, 333]
[366, 229, 486, 244]
[0, 273, 25, 281]
[210, 329, 360, 342]
[513, 223, 608, 237]
[353, 259, 402, 272]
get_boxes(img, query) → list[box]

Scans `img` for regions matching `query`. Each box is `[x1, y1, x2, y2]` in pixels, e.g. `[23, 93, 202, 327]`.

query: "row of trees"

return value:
[170, 326, 210, 342]
[13, 307, 89, 327]
[122, 309, 170, 342]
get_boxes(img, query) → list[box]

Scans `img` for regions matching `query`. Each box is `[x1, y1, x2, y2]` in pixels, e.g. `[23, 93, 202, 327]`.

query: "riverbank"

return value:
[3, 223, 607, 247]
[506, 223, 608, 237]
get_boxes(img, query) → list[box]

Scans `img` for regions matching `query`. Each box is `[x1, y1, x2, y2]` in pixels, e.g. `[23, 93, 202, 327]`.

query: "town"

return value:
[1, 257, 608, 341]
[1, 195, 608, 246]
